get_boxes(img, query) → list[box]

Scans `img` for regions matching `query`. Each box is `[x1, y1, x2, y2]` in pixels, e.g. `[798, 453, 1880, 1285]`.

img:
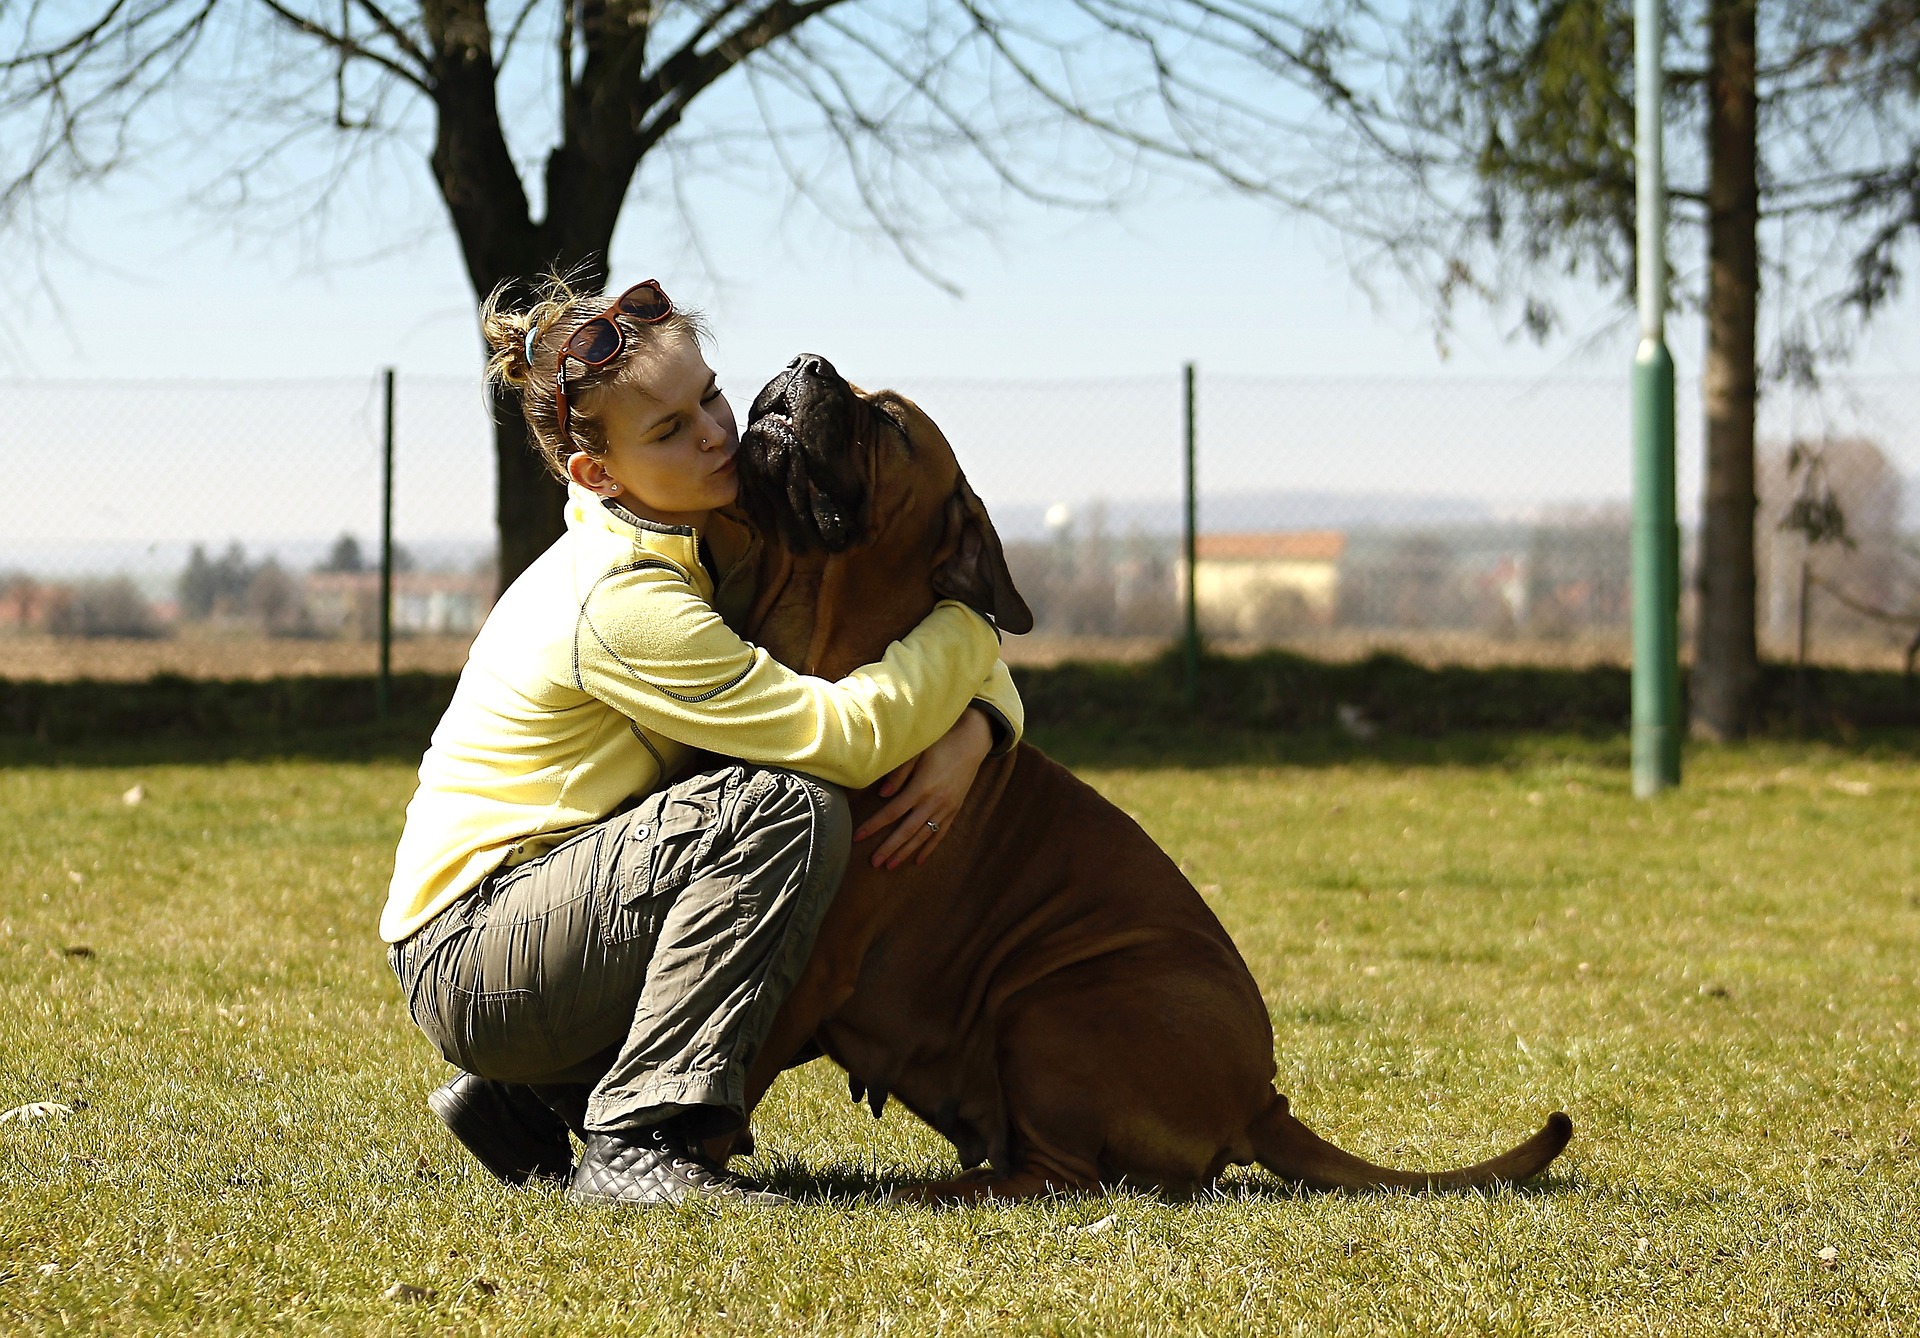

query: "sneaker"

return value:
[427, 1073, 575, 1185]
[568, 1126, 790, 1207]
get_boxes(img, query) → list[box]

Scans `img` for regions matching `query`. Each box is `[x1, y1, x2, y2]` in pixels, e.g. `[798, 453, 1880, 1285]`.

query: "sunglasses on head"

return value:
[552, 279, 674, 447]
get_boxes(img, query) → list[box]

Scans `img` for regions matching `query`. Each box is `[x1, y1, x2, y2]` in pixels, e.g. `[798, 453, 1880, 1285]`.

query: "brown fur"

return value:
[726, 377, 1572, 1200]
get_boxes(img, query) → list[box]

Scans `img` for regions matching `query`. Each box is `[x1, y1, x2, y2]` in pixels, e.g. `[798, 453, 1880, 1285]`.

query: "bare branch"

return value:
[349, 0, 429, 69]
[251, 0, 432, 92]
[496, 0, 544, 65]
[1, 0, 222, 218]
[635, 1, 848, 153]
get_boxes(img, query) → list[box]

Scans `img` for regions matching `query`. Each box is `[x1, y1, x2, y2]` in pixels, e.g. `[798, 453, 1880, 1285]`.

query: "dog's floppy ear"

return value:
[933, 472, 1034, 634]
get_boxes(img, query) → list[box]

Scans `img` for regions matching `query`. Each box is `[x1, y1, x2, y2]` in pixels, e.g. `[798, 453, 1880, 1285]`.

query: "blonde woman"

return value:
[382, 276, 1021, 1207]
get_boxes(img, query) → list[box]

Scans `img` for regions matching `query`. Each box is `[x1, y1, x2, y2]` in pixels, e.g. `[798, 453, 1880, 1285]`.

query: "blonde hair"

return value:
[481, 270, 711, 481]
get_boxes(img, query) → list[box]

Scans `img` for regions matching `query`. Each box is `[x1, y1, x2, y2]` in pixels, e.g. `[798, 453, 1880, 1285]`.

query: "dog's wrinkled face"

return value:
[736, 354, 870, 555]
[737, 353, 1033, 637]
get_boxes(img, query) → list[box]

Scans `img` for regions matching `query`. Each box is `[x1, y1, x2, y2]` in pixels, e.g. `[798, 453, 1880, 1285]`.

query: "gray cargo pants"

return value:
[389, 764, 850, 1136]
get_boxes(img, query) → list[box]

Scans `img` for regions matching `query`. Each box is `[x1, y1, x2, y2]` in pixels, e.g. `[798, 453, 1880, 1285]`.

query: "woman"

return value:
[383, 275, 1022, 1208]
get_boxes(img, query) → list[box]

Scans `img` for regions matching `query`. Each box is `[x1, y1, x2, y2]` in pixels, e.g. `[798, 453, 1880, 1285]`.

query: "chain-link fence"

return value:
[0, 375, 492, 679]
[4, 370, 1918, 678]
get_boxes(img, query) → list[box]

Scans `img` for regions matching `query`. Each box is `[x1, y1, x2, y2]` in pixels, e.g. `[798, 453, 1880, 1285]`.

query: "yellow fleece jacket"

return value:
[380, 484, 1022, 943]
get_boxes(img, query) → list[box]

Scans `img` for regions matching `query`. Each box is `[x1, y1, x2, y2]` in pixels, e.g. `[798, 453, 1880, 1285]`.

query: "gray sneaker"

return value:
[567, 1127, 791, 1207]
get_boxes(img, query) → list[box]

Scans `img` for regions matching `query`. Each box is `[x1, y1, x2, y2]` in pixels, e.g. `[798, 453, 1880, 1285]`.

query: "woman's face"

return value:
[569, 332, 740, 527]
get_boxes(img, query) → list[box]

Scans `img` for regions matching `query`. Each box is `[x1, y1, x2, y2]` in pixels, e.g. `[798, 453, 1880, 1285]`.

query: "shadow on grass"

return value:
[1201, 1171, 1585, 1203]
[747, 1154, 1585, 1205]
[748, 1155, 901, 1204]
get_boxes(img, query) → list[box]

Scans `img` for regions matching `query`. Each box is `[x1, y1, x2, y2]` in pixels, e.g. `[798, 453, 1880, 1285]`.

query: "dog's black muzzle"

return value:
[736, 353, 870, 555]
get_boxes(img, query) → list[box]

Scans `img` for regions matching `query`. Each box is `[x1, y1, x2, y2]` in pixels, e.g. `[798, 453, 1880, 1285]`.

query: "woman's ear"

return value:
[566, 450, 618, 496]
[932, 472, 1034, 634]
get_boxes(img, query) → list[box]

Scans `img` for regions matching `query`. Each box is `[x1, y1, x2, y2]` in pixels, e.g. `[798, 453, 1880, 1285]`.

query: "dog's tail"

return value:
[1249, 1095, 1572, 1192]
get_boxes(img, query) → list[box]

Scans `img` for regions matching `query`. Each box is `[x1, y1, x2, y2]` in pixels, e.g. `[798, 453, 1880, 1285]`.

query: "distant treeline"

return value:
[0, 534, 492, 641]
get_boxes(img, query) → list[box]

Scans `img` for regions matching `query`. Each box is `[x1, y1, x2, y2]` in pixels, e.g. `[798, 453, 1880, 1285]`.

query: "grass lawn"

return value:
[2, 729, 1917, 1334]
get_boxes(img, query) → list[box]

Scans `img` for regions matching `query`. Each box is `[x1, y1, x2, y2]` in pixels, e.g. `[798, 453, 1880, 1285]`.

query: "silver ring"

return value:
[925, 820, 939, 833]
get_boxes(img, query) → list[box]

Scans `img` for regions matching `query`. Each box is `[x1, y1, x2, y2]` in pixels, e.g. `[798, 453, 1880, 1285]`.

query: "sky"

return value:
[7, 8, 1920, 572]
[12, 146, 1617, 386]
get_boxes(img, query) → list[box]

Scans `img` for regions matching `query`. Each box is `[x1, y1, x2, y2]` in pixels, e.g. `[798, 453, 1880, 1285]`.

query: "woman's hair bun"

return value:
[480, 283, 538, 390]
[474, 269, 708, 482]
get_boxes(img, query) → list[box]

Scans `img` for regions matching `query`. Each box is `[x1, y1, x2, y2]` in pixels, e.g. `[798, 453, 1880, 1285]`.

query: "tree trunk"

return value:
[490, 385, 570, 590]
[424, 13, 631, 594]
[417, 3, 826, 592]
[423, 10, 564, 594]
[1692, 0, 1762, 740]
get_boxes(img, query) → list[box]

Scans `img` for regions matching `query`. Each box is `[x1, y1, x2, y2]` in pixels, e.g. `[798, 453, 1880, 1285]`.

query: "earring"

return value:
[605, 483, 621, 495]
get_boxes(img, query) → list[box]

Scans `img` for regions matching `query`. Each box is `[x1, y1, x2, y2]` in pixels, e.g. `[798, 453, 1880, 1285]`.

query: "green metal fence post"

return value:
[1182, 362, 1199, 709]
[1632, 0, 1681, 795]
[378, 367, 395, 721]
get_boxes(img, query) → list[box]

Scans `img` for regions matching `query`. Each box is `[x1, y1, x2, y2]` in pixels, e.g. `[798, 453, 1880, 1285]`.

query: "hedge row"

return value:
[1015, 650, 1920, 738]
[0, 672, 458, 745]
[1, 652, 1914, 745]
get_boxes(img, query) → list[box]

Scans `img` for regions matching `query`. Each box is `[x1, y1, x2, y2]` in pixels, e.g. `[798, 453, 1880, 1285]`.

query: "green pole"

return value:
[1632, 0, 1681, 795]
[1633, 345, 1680, 792]
[378, 367, 395, 721]
[1182, 362, 1199, 708]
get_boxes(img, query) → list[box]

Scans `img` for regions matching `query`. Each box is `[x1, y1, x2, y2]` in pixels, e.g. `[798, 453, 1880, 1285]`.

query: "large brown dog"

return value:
[725, 353, 1572, 1201]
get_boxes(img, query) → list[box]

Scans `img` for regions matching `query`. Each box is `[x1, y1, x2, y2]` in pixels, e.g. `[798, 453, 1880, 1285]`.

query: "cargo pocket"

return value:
[605, 784, 725, 943]
[644, 789, 725, 892]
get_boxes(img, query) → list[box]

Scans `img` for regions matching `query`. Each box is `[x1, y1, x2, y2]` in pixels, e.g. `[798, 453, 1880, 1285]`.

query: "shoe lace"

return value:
[675, 1153, 750, 1193]
[682, 1161, 729, 1187]
[644, 1131, 751, 1194]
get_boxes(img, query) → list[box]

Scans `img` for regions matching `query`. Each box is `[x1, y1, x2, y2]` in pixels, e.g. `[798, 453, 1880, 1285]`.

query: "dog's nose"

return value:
[788, 353, 838, 382]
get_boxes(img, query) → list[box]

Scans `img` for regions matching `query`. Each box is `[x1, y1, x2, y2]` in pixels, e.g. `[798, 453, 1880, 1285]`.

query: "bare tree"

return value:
[2, 0, 1358, 586]
[1760, 437, 1908, 653]
[1290, 0, 1920, 738]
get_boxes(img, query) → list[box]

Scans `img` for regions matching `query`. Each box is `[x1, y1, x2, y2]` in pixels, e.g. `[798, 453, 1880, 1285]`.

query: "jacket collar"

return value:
[564, 481, 758, 605]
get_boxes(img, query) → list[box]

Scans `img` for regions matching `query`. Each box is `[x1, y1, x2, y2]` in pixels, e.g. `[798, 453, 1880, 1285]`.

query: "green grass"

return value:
[3, 731, 1919, 1334]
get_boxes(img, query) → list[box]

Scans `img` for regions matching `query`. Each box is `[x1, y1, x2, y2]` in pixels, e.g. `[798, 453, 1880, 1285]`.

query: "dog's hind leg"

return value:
[1009, 940, 1280, 1184]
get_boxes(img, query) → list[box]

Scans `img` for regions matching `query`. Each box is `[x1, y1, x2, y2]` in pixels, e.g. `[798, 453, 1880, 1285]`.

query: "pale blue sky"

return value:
[17, 126, 1920, 390]
[0, 84, 1695, 386]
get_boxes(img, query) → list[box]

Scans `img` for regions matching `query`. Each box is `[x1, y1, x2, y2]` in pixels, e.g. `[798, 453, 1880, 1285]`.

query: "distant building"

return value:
[304, 570, 492, 638]
[0, 578, 57, 631]
[1189, 531, 1346, 637]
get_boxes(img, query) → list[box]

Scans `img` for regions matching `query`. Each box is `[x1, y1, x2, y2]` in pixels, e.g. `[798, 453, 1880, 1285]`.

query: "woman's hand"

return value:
[853, 708, 996, 869]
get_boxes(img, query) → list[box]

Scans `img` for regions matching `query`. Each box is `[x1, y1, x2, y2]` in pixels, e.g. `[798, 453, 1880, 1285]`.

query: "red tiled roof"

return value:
[1196, 531, 1346, 562]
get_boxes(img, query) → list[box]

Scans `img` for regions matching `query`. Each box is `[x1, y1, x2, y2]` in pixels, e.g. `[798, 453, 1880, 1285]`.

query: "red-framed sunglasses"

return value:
[552, 279, 674, 446]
